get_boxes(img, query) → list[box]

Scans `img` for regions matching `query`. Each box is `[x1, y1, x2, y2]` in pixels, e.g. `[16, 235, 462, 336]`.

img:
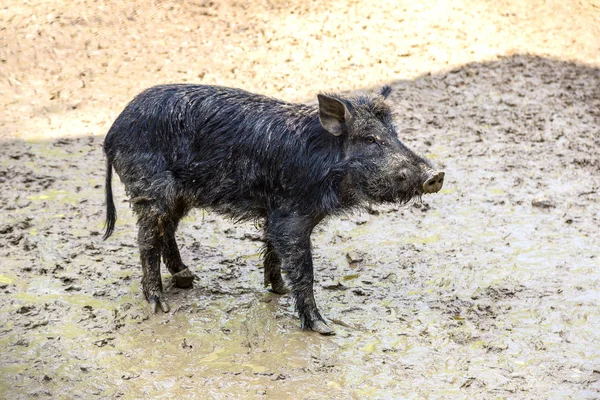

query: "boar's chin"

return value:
[393, 189, 422, 205]
[364, 187, 420, 205]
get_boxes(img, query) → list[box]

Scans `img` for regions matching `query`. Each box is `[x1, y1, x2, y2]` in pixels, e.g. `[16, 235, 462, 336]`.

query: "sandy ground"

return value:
[1, 0, 600, 398]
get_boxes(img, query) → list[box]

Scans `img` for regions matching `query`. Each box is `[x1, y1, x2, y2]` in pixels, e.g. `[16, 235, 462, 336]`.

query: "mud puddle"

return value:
[1, 37, 599, 400]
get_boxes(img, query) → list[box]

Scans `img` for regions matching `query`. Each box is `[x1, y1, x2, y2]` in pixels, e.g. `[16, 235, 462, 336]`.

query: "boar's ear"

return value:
[380, 85, 392, 99]
[317, 94, 351, 136]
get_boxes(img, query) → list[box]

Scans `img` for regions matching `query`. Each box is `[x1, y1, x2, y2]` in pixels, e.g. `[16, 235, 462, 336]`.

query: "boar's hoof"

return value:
[311, 320, 335, 336]
[149, 294, 170, 313]
[268, 281, 292, 295]
[172, 268, 196, 289]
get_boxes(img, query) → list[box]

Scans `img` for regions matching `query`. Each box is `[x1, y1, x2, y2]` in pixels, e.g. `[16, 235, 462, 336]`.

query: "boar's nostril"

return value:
[422, 171, 445, 194]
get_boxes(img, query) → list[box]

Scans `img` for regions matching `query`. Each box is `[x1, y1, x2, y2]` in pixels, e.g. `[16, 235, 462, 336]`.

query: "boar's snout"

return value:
[422, 171, 445, 194]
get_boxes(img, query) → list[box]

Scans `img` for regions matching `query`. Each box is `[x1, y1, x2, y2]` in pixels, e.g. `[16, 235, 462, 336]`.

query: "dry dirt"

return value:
[1, 0, 600, 398]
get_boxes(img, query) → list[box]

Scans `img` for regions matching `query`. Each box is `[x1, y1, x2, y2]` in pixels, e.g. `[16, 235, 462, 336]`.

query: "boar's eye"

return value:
[365, 136, 376, 144]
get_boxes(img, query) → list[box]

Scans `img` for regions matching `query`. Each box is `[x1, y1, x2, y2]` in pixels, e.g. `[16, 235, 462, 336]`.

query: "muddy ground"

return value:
[1, 0, 600, 399]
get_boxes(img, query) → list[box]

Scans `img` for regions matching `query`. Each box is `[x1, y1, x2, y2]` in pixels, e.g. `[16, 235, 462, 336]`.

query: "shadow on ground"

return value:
[1, 55, 599, 399]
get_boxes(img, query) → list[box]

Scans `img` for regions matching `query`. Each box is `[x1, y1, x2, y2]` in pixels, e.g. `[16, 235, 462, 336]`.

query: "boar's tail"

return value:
[103, 158, 117, 240]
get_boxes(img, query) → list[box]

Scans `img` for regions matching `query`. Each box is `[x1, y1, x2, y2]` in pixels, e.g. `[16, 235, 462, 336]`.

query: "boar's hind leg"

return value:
[263, 240, 290, 295]
[161, 218, 196, 289]
[267, 214, 334, 335]
[136, 204, 170, 313]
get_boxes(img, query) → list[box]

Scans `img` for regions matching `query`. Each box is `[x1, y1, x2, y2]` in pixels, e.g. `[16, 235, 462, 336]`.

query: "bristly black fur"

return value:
[102, 84, 437, 333]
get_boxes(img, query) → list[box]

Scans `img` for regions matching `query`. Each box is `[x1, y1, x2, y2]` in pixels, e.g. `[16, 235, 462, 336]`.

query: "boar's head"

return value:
[318, 86, 444, 206]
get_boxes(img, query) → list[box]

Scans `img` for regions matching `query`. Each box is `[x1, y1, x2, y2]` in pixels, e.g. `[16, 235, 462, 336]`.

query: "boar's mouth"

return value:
[397, 189, 423, 205]
[341, 162, 444, 206]
[393, 170, 445, 204]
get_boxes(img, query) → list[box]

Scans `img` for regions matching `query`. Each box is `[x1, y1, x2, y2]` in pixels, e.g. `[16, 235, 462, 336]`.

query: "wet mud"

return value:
[1, 1, 600, 398]
[2, 55, 599, 398]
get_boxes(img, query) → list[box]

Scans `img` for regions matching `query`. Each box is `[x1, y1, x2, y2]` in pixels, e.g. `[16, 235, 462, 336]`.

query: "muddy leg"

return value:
[263, 240, 290, 294]
[137, 208, 169, 313]
[161, 221, 196, 289]
[267, 213, 333, 335]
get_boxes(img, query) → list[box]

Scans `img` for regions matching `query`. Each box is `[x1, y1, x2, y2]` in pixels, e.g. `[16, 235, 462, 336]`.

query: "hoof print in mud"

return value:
[172, 268, 196, 289]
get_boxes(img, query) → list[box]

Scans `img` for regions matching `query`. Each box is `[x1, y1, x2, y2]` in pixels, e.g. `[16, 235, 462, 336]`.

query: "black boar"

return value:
[103, 84, 444, 334]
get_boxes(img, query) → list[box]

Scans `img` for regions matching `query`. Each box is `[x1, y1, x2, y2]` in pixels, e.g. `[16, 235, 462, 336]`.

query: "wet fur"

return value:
[103, 84, 433, 331]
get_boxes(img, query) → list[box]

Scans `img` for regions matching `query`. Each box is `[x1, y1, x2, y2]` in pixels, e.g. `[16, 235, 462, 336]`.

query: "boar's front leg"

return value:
[266, 212, 334, 335]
